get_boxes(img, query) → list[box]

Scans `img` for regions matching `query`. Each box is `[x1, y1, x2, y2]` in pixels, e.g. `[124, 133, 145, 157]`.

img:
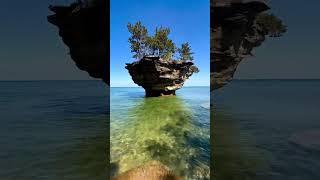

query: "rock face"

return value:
[112, 161, 182, 180]
[126, 56, 198, 97]
[47, 0, 280, 90]
[47, 0, 109, 84]
[211, 0, 270, 90]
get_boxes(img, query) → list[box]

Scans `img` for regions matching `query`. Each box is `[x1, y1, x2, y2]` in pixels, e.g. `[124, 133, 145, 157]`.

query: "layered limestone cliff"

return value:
[48, 0, 108, 84]
[211, 0, 283, 90]
[126, 56, 199, 97]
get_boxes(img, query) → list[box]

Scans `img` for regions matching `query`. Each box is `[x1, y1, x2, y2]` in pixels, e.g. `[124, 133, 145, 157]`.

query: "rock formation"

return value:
[112, 161, 182, 180]
[211, 0, 285, 90]
[47, 0, 285, 91]
[126, 56, 199, 97]
[47, 0, 109, 84]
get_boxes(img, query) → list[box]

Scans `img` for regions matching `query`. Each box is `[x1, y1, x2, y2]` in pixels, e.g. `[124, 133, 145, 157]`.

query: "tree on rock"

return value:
[127, 21, 149, 59]
[255, 13, 287, 37]
[127, 21, 191, 61]
[153, 27, 175, 60]
[177, 42, 194, 61]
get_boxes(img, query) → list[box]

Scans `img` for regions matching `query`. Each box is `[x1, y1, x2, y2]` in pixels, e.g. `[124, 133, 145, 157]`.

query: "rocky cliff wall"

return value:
[211, 0, 270, 90]
[48, 1, 109, 84]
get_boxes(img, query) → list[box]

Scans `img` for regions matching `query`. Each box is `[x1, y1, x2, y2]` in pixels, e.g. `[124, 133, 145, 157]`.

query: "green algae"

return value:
[111, 96, 209, 179]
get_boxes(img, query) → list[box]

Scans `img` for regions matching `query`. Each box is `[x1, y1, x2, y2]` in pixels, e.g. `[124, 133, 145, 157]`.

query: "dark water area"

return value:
[213, 80, 320, 180]
[0, 81, 108, 179]
[3, 80, 319, 179]
[110, 87, 210, 179]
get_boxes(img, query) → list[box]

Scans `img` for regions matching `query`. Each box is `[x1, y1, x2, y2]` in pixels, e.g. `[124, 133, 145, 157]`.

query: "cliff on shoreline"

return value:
[126, 56, 199, 97]
[48, 1, 108, 84]
[211, 0, 286, 90]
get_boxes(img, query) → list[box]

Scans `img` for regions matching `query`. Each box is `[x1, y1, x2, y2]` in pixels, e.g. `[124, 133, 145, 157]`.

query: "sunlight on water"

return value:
[111, 89, 210, 179]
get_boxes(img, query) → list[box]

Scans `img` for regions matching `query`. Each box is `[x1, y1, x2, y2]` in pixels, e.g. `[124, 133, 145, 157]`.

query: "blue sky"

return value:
[110, 0, 210, 87]
[1, 1, 320, 81]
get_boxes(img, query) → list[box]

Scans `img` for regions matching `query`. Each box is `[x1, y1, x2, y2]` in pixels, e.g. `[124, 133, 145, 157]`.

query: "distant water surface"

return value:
[0, 81, 108, 179]
[110, 87, 210, 179]
[213, 80, 320, 180]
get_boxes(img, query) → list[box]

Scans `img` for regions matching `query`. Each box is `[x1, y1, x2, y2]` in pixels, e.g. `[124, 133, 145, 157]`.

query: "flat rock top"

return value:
[126, 57, 194, 67]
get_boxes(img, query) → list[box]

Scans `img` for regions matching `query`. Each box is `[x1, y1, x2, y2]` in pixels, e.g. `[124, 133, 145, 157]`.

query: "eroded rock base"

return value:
[145, 90, 176, 97]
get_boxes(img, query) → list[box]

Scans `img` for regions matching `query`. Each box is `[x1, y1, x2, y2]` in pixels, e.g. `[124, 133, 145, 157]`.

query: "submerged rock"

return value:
[112, 161, 182, 180]
[47, 0, 109, 84]
[126, 56, 199, 97]
[211, 0, 271, 90]
[289, 130, 320, 151]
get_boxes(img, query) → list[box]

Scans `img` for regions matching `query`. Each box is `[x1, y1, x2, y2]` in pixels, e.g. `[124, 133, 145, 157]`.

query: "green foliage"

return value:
[255, 13, 287, 37]
[177, 42, 194, 61]
[127, 22, 192, 61]
[127, 22, 149, 59]
[153, 27, 175, 59]
[146, 36, 157, 55]
[145, 27, 175, 59]
[190, 66, 199, 73]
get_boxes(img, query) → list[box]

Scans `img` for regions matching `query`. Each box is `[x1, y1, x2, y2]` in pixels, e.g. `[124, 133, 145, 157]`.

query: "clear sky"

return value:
[0, 0, 92, 81]
[236, 0, 320, 79]
[1, 1, 320, 81]
[110, 0, 210, 87]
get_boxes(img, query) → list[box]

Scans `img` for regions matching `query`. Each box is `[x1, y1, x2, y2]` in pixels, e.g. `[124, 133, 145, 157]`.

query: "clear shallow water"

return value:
[110, 87, 210, 179]
[0, 81, 108, 179]
[213, 80, 320, 180]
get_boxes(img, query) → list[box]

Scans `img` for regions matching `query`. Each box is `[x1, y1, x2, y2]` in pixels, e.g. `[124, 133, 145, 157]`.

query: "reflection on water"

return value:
[111, 89, 210, 179]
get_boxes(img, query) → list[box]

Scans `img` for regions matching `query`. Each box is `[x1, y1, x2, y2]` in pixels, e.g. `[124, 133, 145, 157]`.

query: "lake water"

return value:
[0, 81, 108, 180]
[2, 80, 318, 179]
[110, 87, 210, 179]
[213, 80, 320, 180]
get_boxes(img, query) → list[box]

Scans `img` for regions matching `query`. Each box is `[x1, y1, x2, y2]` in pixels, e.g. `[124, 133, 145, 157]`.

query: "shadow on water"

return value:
[212, 104, 270, 180]
[111, 96, 210, 179]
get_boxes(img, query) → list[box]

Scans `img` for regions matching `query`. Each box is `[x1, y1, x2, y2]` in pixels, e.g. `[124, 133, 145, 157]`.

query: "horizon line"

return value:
[1, 78, 320, 82]
[110, 85, 210, 88]
[233, 78, 320, 80]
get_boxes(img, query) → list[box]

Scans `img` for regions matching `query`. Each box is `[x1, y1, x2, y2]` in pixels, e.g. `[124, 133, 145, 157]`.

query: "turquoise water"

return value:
[110, 87, 210, 179]
[214, 80, 320, 180]
[0, 81, 108, 179]
[4, 80, 317, 179]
